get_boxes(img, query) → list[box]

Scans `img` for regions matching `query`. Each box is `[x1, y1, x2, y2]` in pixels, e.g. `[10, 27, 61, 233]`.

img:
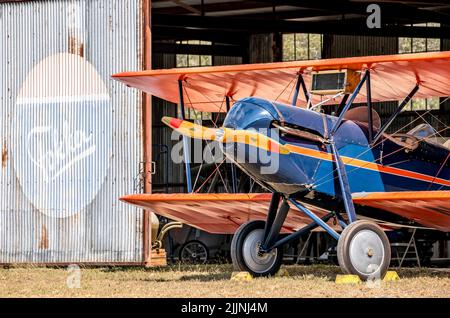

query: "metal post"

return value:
[178, 80, 193, 193]
[292, 73, 309, 106]
[268, 212, 335, 250]
[330, 141, 357, 223]
[226, 96, 238, 193]
[372, 84, 420, 145]
[288, 198, 340, 240]
[366, 71, 374, 143]
[330, 70, 369, 136]
[262, 198, 290, 249]
[263, 192, 281, 241]
[292, 74, 301, 106]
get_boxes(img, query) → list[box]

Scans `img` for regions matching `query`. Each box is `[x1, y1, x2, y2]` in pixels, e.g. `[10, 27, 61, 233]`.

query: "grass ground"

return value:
[1, 264, 449, 298]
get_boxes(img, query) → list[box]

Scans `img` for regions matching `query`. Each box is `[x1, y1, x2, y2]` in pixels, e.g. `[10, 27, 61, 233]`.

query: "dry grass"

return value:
[1, 264, 449, 298]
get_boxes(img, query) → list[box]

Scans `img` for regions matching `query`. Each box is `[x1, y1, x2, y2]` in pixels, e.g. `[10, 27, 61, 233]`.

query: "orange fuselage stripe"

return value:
[285, 144, 450, 187]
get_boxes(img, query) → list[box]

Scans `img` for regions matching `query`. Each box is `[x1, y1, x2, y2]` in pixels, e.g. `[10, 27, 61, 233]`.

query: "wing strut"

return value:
[326, 70, 370, 224]
[372, 84, 420, 145]
[178, 79, 193, 193]
[226, 95, 238, 193]
[291, 72, 310, 106]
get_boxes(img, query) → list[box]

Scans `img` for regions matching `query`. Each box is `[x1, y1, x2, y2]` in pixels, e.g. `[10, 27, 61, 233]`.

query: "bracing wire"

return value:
[183, 85, 230, 193]
[312, 125, 450, 190]
[311, 96, 450, 188]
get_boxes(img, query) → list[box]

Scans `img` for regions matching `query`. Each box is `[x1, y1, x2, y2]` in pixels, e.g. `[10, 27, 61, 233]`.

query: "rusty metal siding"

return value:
[0, 0, 144, 263]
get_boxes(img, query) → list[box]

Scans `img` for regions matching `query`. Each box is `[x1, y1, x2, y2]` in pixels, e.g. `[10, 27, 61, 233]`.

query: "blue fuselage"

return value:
[222, 97, 450, 199]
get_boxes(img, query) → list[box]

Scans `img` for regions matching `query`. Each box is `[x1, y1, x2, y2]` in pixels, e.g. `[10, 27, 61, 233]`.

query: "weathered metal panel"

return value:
[249, 34, 273, 63]
[0, 0, 144, 263]
[323, 34, 398, 58]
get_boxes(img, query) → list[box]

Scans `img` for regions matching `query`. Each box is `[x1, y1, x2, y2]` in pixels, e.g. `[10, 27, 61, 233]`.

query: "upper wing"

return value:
[112, 51, 450, 112]
[353, 191, 450, 232]
[120, 193, 336, 234]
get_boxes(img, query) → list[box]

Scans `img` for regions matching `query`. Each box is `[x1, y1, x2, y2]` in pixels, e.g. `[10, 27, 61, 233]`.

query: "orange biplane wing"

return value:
[353, 191, 450, 232]
[120, 193, 338, 234]
[112, 51, 450, 112]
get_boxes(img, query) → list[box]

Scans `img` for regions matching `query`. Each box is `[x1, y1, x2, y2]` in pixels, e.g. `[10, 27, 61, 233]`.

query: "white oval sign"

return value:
[13, 53, 112, 218]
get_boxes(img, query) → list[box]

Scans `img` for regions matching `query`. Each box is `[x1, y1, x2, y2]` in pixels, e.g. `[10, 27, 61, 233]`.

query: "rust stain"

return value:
[1, 142, 7, 168]
[68, 36, 84, 57]
[39, 225, 49, 249]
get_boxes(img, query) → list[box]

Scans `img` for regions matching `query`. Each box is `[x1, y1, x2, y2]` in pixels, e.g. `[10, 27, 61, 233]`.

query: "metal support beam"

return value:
[267, 212, 335, 251]
[263, 192, 281, 242]
[366, 71, 374, 143]
[329, 141, 357, 223]
[226, 96, 238, 193]
[292, 74, 302, 106]
[330, 70, 368, 136]
[288, 198, 340, 240]
[153, 14, 450, 39]
[292, 73, 310, 106]
[178, 80, 193, 193]
[334, 94, 349, 116]
[372, 84, 420, 145]
[262, 198, 290, 249]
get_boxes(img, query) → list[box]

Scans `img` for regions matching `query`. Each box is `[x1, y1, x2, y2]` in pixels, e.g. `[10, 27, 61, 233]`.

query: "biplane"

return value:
[113, 51, 450, 280]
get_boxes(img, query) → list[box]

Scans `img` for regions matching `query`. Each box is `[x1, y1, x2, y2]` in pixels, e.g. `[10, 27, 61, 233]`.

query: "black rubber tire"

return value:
[337, 220, 391, 281]
[179, 240, 209, 264]
[231, 220, 283, 277]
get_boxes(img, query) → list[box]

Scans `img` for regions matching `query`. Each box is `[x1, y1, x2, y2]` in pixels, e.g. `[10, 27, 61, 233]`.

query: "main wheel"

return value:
[337, 220, 391, 280]
[179, 240, 209, 264]
[231, 220, 283, 277]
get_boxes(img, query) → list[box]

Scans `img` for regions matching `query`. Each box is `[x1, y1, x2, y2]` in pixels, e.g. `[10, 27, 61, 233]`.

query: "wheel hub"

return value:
[349, 230, 385, 276]
[242, 229, 278, 274]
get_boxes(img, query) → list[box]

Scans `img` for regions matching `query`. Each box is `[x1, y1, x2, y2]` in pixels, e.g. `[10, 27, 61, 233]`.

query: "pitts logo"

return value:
[26, 120, 96, 182]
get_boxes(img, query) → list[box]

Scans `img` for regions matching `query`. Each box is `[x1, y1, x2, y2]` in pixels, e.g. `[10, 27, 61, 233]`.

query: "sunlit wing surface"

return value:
[353, 191, 450, 232]
[112, 51, 450, 112]
[120, 193, 338, 234]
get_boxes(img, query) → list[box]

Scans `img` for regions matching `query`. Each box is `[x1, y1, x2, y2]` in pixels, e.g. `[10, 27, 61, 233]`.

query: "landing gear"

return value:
[231, 220, 283, 277]
[179, 240, 209, 264]
[337, 220, 391, 280]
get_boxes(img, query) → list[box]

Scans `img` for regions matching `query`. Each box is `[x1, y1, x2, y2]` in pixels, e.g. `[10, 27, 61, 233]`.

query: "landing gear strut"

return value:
[230, 194, 391, 281]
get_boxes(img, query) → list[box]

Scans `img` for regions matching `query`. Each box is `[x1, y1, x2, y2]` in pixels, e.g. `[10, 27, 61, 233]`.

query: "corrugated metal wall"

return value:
[323, 35, 398, 58]
[249, 34, 273, 63]
[0, 0, 144, 263]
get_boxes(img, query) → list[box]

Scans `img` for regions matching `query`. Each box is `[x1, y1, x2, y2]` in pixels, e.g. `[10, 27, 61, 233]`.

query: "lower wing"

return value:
[120, 193, 336, 234]
[352, 191, 450, 232]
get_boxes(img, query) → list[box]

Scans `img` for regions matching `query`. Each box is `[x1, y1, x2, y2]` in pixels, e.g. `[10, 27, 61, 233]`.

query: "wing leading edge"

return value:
[112, 51, 450, 112]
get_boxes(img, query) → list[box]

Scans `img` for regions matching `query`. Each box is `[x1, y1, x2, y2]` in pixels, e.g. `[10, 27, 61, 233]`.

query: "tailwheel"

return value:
[179, 240, 209, 264]
[231, 220, 283, 277]
[337, 220, 391, 281]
